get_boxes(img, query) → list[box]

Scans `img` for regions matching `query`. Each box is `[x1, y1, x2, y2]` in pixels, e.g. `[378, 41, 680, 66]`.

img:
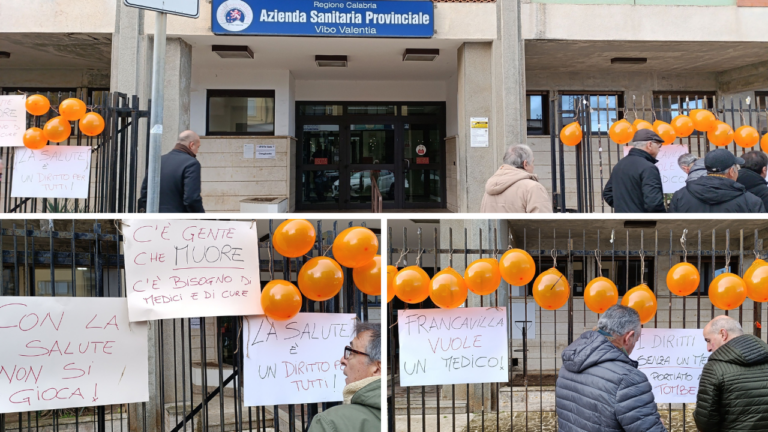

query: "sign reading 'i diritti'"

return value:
[212, 0, 434, 38]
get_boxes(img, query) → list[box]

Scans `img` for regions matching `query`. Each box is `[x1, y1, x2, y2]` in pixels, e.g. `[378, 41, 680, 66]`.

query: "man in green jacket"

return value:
[694, 315, 768, 431]
[308, 321, 381, 432]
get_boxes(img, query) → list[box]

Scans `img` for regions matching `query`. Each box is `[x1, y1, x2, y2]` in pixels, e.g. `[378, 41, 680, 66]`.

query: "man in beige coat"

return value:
[480, 144, 553, 213]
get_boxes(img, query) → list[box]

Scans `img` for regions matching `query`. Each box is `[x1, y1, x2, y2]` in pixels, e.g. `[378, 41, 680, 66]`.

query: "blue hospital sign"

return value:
[212, 0, 435, 38]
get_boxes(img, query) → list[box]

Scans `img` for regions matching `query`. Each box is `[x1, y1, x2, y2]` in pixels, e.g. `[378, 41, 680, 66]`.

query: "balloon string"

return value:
[389, 303, 408, 329]
[594, 249, 602, 275]
[551, 249, 557, 268]
[415, 248, 424, 267]
[267, 241, 274, 278]
[639, 250, 646, 285]
[394, 248, 409, 268]
[725, 250, 731, 272]
[680, 229, 688, 263]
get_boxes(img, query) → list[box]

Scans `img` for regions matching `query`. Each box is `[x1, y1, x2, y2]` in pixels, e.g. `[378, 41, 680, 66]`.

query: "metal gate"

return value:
[388, 221, 768, 431]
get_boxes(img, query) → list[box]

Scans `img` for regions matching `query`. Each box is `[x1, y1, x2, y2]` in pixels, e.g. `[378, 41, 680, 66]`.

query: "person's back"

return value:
[308, 378, 381, 432]
[670, 175, 765, 213]
[480, 144, 552, 213]
[736, 151, 768, 210]
[602, 131, 666, 213]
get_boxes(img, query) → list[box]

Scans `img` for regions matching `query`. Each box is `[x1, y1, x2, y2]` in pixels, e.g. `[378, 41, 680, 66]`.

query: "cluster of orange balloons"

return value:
[22, 95, 105, 151]
[263, 220, 379, 321]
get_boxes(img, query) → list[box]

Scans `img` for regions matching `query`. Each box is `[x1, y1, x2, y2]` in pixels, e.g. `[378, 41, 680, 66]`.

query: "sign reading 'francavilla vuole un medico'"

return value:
[212, 0, 434, 38]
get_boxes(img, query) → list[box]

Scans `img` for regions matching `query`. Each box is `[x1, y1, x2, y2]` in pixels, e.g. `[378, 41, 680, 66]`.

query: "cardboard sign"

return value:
[243, 313, 356, 406]
[0, 95, 25, 147]
[630, 328, 709, 403]
[11, 146, 92, 199]
[0, 297, 149, 413]
[623, 144, 689, 194]
[123, 219, 262, 322]
[398, 307, 508, 386]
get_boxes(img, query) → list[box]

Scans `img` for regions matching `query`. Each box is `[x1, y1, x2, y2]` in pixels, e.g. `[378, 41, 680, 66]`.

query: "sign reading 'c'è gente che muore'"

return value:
[212, 0, 434, 37]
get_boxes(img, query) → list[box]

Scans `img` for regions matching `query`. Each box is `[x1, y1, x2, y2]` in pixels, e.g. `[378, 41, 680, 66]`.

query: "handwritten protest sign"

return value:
[398, 307, 508, 386]
[0, 297, 148, 413]
[11, 146, 92, 199]
[624, 144, 688, 194]
[243, 313, 356, 406]
[0, 95, 25, 147]
[123, 219, 262, 322]
[630, 328, 709, 403]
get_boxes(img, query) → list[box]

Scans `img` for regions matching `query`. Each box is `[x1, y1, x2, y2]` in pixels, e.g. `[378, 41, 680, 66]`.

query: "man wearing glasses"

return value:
[309, 321, 381, 432]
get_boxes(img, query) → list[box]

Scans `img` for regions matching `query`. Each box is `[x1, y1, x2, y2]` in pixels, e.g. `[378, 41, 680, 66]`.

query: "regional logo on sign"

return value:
[217, 0, 254, 32]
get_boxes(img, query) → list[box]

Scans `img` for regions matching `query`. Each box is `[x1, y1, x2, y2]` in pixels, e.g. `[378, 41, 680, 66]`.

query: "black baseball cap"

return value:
[632, 129, 664, 144]
[705, 149, 745, 173]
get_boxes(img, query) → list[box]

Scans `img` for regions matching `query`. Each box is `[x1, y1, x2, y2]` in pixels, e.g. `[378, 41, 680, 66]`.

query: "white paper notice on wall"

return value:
[256, 145, 276, 159]
[624, 144, 688, 194]
[0, 95, 26, 147]
[470, 117, 489, 148]
[398, 307, 508, 386]
[0, 297, 149, 413]
[11, 146, 92, 199]
[243, 313, 356, 406]
[629, 328, 710, 403]
[243, 144, 255, 159]
[122, 219, 262, 322]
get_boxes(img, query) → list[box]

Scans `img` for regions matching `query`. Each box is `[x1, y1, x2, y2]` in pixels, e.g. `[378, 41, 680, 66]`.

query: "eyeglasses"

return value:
[344, 346, 370, 360]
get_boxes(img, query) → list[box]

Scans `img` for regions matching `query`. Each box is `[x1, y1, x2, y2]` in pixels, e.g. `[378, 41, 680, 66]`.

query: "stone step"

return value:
[165, 393, 294, 432]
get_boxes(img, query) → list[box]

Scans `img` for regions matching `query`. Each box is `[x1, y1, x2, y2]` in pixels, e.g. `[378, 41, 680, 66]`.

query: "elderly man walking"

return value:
[139, 130, 205, 213]
[308, 321, 381, 432]
[603, 129, 666, 213]
[693, 315, 768, 431]
[555, 305, 666, 432]
[480, 144, 553, 213]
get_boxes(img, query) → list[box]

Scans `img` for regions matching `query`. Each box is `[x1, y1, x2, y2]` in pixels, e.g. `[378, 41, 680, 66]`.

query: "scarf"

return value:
[342, 376, 380, 404]
[173, 143, 197, 158]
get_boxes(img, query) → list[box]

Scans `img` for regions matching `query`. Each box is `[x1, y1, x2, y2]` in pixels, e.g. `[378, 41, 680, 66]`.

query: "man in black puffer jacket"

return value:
[556, 305, 666, 432]
[736, 151, 768, 210]
[603, 129, 666, 213]
[669, 149, 765, 213]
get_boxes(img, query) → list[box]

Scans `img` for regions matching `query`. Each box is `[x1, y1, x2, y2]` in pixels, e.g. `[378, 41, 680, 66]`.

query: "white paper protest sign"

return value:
[0, 297, 149, 413]
[629, 328, 710, 403]
[11, 146, 92, 199]
[0, 95, 26, 147]
[243, 313, 356, 406]
[398, 307, 508, 386]
[624, 144, 688, 194]
[123, 219, 262, 322]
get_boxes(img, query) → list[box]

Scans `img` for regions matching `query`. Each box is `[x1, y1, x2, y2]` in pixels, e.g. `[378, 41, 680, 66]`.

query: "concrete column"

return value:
[492, 0, 527, 151]
[110, 1, 145, 96]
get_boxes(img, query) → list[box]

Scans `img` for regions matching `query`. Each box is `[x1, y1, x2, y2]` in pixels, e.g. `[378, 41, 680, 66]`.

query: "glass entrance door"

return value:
[348, 124, 396, 208]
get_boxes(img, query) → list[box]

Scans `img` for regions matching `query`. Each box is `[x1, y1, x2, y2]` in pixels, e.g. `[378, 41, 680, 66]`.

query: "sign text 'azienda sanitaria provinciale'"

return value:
[212, 0, 434, 37]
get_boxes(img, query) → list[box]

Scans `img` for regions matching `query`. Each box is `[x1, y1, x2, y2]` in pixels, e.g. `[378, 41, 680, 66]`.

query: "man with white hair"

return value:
[694, 315, 768, 431]
[556, 305, 665, 432]
[602, 129, 666, 213]
[480, 144, 552, 213]
[678, 153, 706, 182]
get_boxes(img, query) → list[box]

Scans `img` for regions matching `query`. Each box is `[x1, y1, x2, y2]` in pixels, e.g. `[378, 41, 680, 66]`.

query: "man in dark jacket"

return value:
[556, 305, 666, 432]
[736, 151, 768, 209]
[694, 315, 768, 431]
[669, 149, 765, 213]
[603, 129, 666, 213]
[138, 130, 205, 213]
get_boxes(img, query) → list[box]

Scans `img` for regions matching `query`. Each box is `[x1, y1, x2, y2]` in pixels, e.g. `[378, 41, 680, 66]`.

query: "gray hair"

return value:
[503, 144, 534, 169]
[678, 154, 698, 169]
[632, 140, 652, 149]
[707, 315, 743, 338]
[598, 305, 641, 338]
[355, 321, 381, 363]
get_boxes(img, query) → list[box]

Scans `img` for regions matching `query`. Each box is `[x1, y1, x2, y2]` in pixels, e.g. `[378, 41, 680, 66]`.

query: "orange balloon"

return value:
[584, 277, 618, 314]
[653, 121, 677, 145]
[394, 266, 430, 304]
[734, 125, 760, 149]
[621, 284, 657, 324]
[353, 255, 381, 296]
[464, 258, 502, 296]
[297, 256, 344, 301]
[691, 110, 716, 132]
[762, 134, 768, 153]
[273, 219, 316, 258]
[59, 98, 87, 122]
[386, 265, 397, 303]
[560, 122, 582, 147]
[499, 249, 535, 286]
[709, 273, 746, 310]
[429, 268, 468, 309]
[707, 121, 734, 147]
[79, 112, 105, 137]
[261, 280, 303, 321]
[532, 268, 570, 310]
[609, 120, 635, 145]
[744, 259, 768, 303]
[22, 127, 48, 150]
[42, 116, 71, 143]
[25, 94, 50, 116]
[633, 119, 653, 131]
[332, 227, 379, 268]
[666, 262, 700, 296]
[671, 115, 694, 138]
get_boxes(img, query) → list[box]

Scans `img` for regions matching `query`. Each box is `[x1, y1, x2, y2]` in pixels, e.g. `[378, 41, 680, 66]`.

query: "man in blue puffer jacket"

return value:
[555, 305, 666, 432]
